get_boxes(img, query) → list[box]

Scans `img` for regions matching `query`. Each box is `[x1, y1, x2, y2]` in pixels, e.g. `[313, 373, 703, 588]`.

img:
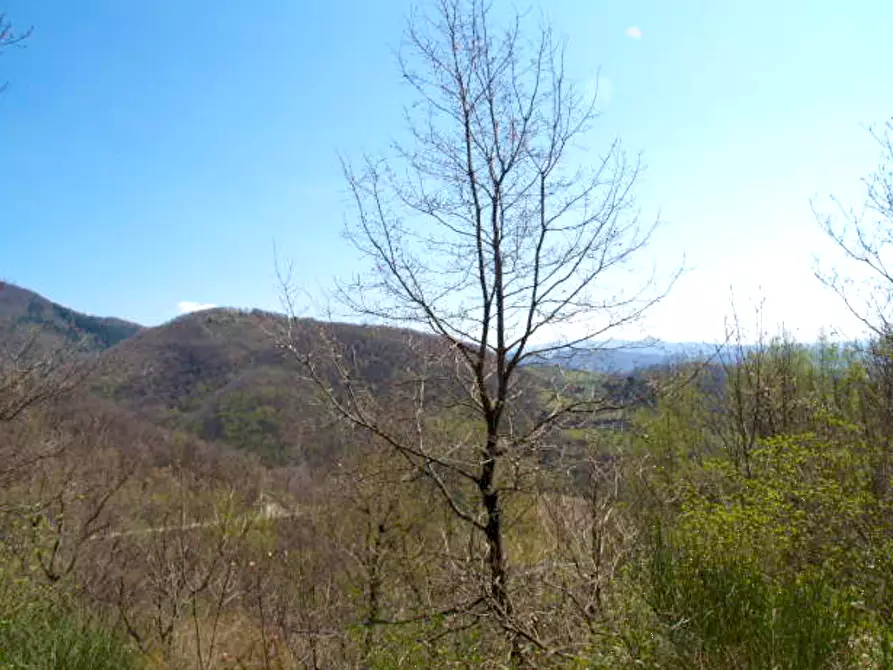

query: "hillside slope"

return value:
[92, 308, 471, 465]
[0, 282, 141, 353]
[0, 284, 634, 467]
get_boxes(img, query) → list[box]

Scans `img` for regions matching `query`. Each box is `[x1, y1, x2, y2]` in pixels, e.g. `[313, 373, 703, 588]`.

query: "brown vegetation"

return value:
[4, 4, 893, 670]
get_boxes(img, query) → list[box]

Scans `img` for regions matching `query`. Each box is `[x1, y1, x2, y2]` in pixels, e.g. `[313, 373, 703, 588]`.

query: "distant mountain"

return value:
[531, 340, 719, 374]
[88, 306, 571, 466]
[530, 338, 870, 374]
[0, 283, 738, 464]
[0, 282, 142, 353]
[94, 307, 451, 411]
[91, 307, 485, 465]
[0, 281, 724, 377]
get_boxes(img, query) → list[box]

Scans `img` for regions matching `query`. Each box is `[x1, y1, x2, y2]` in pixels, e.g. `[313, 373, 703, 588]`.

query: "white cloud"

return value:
[178, 301, 217, 314]
[625, 26, 643, 39]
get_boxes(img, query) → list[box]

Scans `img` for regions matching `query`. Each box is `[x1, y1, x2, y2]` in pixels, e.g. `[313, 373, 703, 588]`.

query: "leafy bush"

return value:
[632, 430, 893, 669]
[644, 526, 853, 669]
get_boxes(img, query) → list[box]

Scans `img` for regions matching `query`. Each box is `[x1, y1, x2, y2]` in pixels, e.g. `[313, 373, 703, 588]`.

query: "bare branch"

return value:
[815, 118, 893, 335]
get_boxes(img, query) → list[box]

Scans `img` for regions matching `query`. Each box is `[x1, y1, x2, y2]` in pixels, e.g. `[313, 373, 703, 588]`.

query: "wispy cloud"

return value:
[178, 301, 217, 314]
[625, 26, 643, 39]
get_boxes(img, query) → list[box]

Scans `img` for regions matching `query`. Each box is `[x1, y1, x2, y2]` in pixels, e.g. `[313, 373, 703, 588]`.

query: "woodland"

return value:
[3, 2, 893, 668]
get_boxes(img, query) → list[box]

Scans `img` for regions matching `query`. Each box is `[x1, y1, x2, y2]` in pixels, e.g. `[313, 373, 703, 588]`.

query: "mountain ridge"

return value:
[0, 283, 732, 374]
[0, 282, 142, 352]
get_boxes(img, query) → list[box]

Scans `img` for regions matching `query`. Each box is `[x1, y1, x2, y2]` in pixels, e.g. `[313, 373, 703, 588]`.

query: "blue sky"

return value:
[1, 0, 892, 342]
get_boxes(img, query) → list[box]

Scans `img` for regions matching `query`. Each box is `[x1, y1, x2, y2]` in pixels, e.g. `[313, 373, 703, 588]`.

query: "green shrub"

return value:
[0, 578, 139, 670]
[643, 526, 853, 669]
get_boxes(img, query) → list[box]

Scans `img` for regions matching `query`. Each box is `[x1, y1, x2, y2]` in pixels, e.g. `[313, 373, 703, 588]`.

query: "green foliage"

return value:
[353, 619, 490, 669]
[643, 523, 855, 669]
[625, 336, 893, 669]
[0, 574, 140, 670]
[215, 390, 286, 464]
[636, 433, 893, 667]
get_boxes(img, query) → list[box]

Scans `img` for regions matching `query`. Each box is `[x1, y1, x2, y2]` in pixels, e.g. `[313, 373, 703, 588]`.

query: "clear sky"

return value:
[1, 0, 892, 343]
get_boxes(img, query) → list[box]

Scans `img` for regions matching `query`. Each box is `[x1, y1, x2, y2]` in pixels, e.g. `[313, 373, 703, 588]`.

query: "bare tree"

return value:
[0, 287, 92, 494]
[282, 0, 675, 662]
[814, 119, 893, 496]
[815, 119, 893, 336]
[0, 327, 86, 423]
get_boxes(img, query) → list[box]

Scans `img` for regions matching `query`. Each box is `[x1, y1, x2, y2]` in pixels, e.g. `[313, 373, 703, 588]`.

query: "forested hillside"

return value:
[0, 282, 141, 351]
[6, 295, 893, 668]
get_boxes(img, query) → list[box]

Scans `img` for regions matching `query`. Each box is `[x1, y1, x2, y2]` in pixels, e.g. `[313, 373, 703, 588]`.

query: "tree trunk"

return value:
[480, 432, 525, 665]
